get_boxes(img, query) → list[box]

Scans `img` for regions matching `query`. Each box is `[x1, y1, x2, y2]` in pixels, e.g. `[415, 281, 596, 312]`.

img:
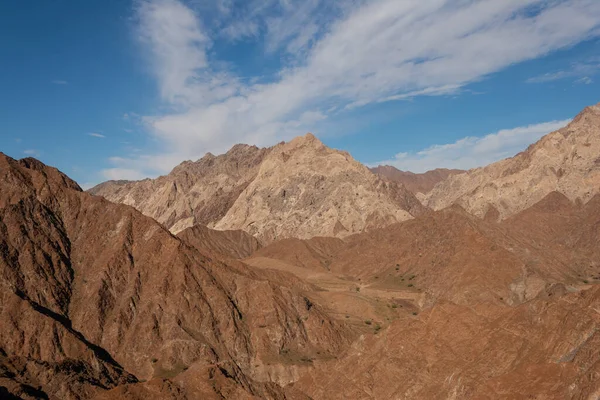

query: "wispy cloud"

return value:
[102, 0, 600, 180]
[87, 132, 106, 138]
[575, 76, 594, 85]
[526, 58, 600, 83]
[23, 149, 40, 157]
[101, 168, 148, 181]
[51, 80, 68, 85]
[373, 119, 572, 173]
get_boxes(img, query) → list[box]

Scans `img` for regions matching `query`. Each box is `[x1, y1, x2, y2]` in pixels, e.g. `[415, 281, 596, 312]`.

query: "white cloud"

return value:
[101, 168, 148, 181]
[526, 58, 600, 83]
[264, 0, 323, 54]
[221, 19, 260, 40]
[88, 132, 106, 138]
[51, 80, 68, 85]
[23, 149, 40, 157]
[575, 76, 594, 84]
[106, 0, 600, 180]
[373, 119, 572, 173]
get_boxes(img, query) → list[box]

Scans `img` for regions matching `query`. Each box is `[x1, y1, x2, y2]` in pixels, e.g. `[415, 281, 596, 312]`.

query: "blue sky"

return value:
[1, 0, 600, 188]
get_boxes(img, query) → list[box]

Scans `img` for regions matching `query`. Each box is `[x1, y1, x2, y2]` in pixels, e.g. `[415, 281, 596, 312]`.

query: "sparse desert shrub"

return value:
[365, 320, 372, 325]
[408, 284, 414, 288]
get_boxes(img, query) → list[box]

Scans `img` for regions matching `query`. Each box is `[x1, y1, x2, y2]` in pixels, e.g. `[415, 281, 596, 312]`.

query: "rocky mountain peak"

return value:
[90, 134, 425, 242]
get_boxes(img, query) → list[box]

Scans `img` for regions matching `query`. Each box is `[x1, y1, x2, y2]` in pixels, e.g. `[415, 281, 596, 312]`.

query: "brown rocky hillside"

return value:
[3, 151, 600, 399]
[5, 102, 600, 400]
[0, 153, 350, 399]
[245, 191, 600, 399]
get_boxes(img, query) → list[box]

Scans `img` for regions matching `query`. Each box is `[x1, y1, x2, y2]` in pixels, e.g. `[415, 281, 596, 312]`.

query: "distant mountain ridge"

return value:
[90, 133, 426, 243]
[91, 102, 600, 239]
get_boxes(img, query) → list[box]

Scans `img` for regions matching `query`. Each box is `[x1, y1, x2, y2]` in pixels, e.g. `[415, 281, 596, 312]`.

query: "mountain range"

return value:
[1, 102, 600, 399]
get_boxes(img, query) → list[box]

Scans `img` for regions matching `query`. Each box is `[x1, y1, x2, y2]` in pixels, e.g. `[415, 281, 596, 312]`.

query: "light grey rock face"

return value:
[90, 133, 426, 243]
[422, 103, 600, 220]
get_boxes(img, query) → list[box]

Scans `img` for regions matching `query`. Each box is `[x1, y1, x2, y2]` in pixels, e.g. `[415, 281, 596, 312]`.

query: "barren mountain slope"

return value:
[248, 237, 346, 272]
[91, 134, 426, 243]
[370, 165, 464, 194]
[89, 144, 271, 234]
[293, 285, 600, 399]
[250, 191, 600, 307]
[422, 103, 600, 219]
[0, 153, 351, 399]
[214, 133, 426, 242]
[241, 193, 600, 399]
[177, 224, 261, 260]
[500, 191, 600, 284]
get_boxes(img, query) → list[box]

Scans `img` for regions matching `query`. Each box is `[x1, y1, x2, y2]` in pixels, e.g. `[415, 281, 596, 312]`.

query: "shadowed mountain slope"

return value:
[0, 153, 350, 399]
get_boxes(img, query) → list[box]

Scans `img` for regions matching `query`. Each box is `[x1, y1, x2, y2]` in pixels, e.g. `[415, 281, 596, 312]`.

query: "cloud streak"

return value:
[88, 132, 106, 138]
[526, 58, 600, 83]
[373, 119, 572, 173]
